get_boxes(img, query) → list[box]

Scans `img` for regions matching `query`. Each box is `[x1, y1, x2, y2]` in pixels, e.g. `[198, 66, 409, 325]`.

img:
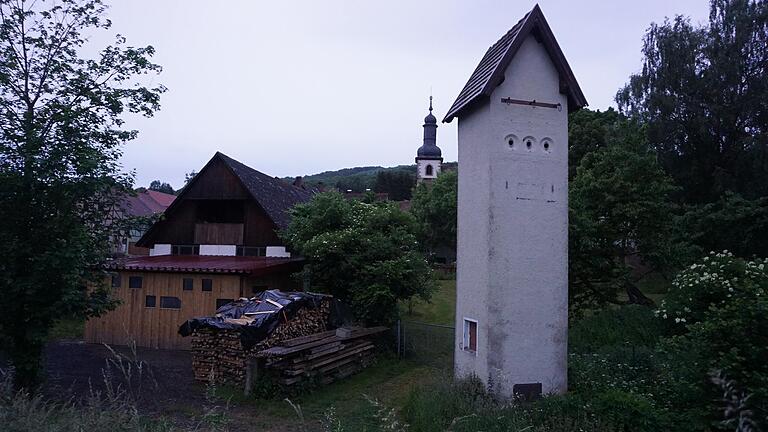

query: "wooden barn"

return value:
[85, 152, 314, 350]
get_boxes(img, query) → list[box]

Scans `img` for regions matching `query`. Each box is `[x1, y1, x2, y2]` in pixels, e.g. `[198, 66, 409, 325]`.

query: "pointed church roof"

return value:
[443, 4, 587, 123]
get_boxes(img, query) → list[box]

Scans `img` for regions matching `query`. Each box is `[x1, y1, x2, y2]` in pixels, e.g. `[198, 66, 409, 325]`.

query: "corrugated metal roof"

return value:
[109, 255, 305, 275]
[443, 4, 587, 123]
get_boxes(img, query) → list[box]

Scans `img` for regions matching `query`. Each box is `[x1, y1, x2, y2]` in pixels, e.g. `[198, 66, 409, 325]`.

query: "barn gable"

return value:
[137, 152, 313, 248]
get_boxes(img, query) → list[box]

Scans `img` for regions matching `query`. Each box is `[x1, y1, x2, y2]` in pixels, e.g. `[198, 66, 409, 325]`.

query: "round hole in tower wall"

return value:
[522, 136, 537, 152]
[541, 137, 554, 154]
[504, 134, 519, 150]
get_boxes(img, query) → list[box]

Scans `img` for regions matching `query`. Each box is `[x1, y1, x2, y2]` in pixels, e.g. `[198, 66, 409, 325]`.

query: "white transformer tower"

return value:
[444, 4, 587, 399]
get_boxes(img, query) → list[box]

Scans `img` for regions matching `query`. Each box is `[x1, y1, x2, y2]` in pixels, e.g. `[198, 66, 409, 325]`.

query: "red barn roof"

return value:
[108, 255, 304, 275]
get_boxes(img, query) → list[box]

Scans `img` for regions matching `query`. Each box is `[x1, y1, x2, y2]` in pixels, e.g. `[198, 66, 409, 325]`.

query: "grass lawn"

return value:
[217, 358, 442, 430]
[399, 279, 455, 325]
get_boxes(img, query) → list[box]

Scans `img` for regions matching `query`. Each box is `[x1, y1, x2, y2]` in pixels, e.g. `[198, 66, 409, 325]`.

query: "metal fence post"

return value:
[396, 319, 401, 358]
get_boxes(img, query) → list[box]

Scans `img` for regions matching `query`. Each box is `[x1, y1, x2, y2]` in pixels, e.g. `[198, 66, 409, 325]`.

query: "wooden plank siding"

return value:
[194, 223, 244, 244]
[85, 271, 242, 350]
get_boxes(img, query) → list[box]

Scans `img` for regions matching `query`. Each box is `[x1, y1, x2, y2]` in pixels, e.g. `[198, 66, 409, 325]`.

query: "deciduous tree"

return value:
[0, 0, 164, 389]
[617, 0, 768, 203]
[283, 192, 433, 325]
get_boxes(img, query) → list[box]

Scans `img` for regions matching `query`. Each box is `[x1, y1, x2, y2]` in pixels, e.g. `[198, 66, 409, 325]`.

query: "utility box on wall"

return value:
[445, 5, 587, 398]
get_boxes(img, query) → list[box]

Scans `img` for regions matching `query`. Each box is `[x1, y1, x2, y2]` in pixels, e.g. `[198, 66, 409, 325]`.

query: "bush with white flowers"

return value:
[657, 251, 768, 330]
[656, 251, 768, 429]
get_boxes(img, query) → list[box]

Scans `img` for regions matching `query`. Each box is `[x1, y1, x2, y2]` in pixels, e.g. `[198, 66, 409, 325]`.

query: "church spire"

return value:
[416, 95, 442, 183]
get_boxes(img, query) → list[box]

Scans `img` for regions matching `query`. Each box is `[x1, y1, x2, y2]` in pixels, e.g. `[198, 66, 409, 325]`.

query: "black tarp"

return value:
[178, 290, 351, 349]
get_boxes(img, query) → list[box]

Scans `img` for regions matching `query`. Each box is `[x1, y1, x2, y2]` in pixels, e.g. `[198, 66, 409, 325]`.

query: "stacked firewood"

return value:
[253, 326, 388, 387]
[191, 300, 332, 384]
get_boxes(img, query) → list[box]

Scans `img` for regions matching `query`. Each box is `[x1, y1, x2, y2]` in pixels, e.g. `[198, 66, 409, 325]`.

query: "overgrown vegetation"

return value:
[0, 0, 165, 389]
[284, 192, 434, 325]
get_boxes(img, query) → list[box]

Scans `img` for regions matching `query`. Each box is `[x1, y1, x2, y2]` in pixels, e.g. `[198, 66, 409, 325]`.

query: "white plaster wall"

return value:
[266, 246, 291, 258]
[150, 244, 171, 256]
[199, 245, 236, 256]
[416, 158, 442, 180]
[455, 34, 569, 397]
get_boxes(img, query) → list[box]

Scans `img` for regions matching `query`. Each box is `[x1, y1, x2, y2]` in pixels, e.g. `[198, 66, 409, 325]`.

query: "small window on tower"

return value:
[463, 318, 478, 354]
[426, 164, 434, 176]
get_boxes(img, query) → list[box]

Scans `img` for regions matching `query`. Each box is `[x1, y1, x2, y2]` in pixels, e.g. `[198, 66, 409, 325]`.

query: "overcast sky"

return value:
[101, 1, 711, 189]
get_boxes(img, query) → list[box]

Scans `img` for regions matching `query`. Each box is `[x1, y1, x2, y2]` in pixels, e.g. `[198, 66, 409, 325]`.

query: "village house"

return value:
[113, 188, 176, 257]
[85, 152, 313, 350]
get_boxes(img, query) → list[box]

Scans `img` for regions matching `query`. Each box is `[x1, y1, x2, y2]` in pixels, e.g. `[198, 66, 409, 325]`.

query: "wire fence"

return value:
[395, 320, 454, 369]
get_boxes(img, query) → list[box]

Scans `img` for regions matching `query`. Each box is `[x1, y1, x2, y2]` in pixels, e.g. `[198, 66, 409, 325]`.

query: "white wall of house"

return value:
[199, 245, 237, 256]
[266, 246, 291, 258]
[455, 34, 569, 397]
[149, 243, 171, 256]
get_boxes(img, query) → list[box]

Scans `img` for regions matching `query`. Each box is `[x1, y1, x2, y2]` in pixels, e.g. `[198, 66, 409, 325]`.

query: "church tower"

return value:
[445, 5, 587, 399]
[415, 97, 442, 183]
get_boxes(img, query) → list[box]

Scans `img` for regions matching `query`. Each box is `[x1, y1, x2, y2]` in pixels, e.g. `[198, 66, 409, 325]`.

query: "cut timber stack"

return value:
[191, 300, 331, 384]
[254, 326, 388, 387]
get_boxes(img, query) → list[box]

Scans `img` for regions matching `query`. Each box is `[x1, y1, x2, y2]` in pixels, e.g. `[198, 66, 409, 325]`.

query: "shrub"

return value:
[657, 252, 768, 430]
[569, 305, 662, 354]
[283, 192, 434, 325]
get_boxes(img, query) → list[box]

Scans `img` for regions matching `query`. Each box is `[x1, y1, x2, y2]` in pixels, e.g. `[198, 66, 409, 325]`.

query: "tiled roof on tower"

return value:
[443, 4, 587, 123]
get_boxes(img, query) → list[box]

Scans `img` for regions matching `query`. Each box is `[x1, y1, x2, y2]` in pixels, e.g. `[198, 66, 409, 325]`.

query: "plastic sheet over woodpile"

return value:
[180, 290, 353, 384]
[178, 290, 350, 349]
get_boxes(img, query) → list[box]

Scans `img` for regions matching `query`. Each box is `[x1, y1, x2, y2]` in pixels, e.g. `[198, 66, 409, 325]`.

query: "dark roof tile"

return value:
[443, 4, 587, 122]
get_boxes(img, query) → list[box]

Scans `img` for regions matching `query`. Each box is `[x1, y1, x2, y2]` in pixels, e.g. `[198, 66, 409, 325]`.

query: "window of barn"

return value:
[129, 276, 142, 289]
[202, 279, 213, 292]
[145, 295, 156, 308]
[182, 278, 194, 291]
[160, 296, 181, 309]
[111, 273, 121, 288]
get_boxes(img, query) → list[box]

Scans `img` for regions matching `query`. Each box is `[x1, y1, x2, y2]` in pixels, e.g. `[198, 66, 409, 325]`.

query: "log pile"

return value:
[191, 299, 331, 384]
[253, 326, 388, 388]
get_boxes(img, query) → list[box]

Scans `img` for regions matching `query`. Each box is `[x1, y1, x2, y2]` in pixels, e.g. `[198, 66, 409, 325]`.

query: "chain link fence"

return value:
[395, 320, 454, 369]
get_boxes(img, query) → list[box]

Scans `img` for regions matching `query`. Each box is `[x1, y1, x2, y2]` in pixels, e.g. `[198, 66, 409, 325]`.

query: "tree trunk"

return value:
[624, 280, 655, 306]
[10, 335, 44, 392]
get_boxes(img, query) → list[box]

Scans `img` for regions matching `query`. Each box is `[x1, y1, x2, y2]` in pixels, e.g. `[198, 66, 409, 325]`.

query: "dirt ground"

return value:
[3, 340, 304, 431]
[1, 339, 433, 431]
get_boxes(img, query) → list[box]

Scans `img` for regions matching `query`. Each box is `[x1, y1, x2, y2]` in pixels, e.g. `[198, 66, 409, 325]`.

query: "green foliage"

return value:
[680, 192, 768, 258]
[283, 192, 433, 325]
[569, 144, 679, 309]
[657, 252, 768, 428]
[295, 165, 415, 194]
[374, 170, 415, 201]
[402, 377, 623, 432]
[409, 170, 457, 254]
[148, 180, 174, 195]
[0, 0, 165, 389]
[617, 0, 768, 203]
[569, 305, 662, 354]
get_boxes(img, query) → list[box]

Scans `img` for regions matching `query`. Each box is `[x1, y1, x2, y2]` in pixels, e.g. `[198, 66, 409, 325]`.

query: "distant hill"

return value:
[287, 162, 457, 195]
[287, 165, 414, 193]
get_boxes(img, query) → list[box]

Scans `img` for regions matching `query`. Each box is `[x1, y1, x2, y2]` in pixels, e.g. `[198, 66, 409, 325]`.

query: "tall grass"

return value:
[402, 375, 619, 432]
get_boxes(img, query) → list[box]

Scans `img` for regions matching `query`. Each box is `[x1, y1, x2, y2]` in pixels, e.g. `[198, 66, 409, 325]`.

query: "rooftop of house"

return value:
[109, 255, 305, 275]
[214, 152, 314, 230]
[122, 189, 176, 218]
